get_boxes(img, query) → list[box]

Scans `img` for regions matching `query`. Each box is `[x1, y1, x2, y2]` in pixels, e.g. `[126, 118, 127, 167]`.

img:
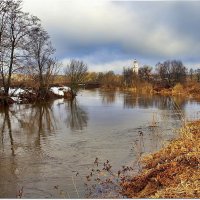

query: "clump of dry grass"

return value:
[121, 121, 200, 198]
[172, 83, 185, 95]
[140, 83, 153, 94]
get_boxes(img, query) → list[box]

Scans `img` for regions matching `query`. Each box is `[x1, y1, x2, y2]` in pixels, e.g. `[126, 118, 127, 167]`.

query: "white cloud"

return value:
[22, 0, 200, 71]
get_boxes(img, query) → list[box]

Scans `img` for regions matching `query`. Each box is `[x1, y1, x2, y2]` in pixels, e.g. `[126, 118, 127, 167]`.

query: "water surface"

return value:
[0, 89, 200, 198]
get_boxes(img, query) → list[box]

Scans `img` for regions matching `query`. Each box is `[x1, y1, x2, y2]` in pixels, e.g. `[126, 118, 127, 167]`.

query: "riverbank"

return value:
[0, 86, 72, 106]
[118, 81, 200, 101]
[121, 120, 200, 198]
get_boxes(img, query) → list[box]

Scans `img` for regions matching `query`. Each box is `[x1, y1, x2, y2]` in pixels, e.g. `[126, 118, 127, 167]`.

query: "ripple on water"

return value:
[0, 89, 199, 198]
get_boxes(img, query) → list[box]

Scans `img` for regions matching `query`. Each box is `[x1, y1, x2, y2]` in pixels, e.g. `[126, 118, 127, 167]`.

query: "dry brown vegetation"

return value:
[152, 81, 200, 99]
[121, 120, 200, 198]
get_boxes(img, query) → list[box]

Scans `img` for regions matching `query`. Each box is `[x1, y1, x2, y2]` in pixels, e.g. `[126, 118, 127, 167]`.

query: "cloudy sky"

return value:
[23, 0, 200, 73]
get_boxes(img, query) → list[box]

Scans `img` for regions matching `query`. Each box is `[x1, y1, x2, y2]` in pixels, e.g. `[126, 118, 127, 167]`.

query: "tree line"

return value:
[85, 60, 200, 90]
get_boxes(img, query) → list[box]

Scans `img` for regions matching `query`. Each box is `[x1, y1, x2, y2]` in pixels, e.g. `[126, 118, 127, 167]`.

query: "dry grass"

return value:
[121, 120, 200, 198]
[172, 83, 185, 95]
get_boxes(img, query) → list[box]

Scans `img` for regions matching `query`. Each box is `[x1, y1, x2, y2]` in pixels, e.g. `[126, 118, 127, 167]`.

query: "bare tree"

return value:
[189, 68, 194, 81]
[0, 0, 11, 92]
[25, 26, 59, 99]
[0, 0, 8, 47]
[123, 67, 133, 87]
[138, 65, 152, 82]
[65, 59, 88, 98]
[0, 0, 39, 103]
[195, 69, 200, 82]
[156, 60, 187, 87]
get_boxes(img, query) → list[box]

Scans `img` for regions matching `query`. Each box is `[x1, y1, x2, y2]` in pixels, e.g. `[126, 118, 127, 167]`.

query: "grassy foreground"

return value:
[121, 120, 200, 198]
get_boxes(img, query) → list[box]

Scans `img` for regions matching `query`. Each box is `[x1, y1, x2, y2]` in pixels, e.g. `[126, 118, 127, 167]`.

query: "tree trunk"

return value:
[5, 40, 15, 96]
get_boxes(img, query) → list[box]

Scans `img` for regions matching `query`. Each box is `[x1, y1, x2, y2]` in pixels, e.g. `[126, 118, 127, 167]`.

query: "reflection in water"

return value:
[0, 107, 15, 156]
[0, 104, 58, 198]
[20, 102, 57, 147]
[0, 107, 19, 197]
[123, 94, 139, 108]
[0, 89, 200, 198]
[0, 103, 57, 152]
[123, 93, 187, 120]
[66, 100, 88, 131]
[99, 90, 116, 105]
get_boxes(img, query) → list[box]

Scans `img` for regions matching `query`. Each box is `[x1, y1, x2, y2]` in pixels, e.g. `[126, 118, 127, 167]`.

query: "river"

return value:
[0, 89, 200, 198]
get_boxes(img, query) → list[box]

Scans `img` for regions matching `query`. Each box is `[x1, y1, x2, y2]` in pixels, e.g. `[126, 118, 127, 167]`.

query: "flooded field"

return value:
[0, 89, 200, 198]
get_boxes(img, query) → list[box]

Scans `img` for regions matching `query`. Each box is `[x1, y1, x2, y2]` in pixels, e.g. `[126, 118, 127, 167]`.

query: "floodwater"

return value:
[0, 89, 200, 198]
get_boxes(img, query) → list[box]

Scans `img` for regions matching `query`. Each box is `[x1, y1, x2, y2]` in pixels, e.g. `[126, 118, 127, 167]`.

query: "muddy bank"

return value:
[121, 120, 200, 198]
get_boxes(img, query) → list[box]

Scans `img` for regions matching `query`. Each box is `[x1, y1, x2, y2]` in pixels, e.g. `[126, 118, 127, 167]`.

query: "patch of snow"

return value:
[50, 87, 64, 96]
[50, 86, 70, 96]
[9, 88, 26, 96]
[11, 96, 22, 103]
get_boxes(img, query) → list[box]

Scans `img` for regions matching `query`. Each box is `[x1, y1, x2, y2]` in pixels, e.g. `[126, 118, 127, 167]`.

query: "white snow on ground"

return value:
[9, 88, 26, 96]
[11, 96, 22, 103]
[3, 86, 70, 103]
[50, 86, 70, 96]
[8, 86, 70, 97]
